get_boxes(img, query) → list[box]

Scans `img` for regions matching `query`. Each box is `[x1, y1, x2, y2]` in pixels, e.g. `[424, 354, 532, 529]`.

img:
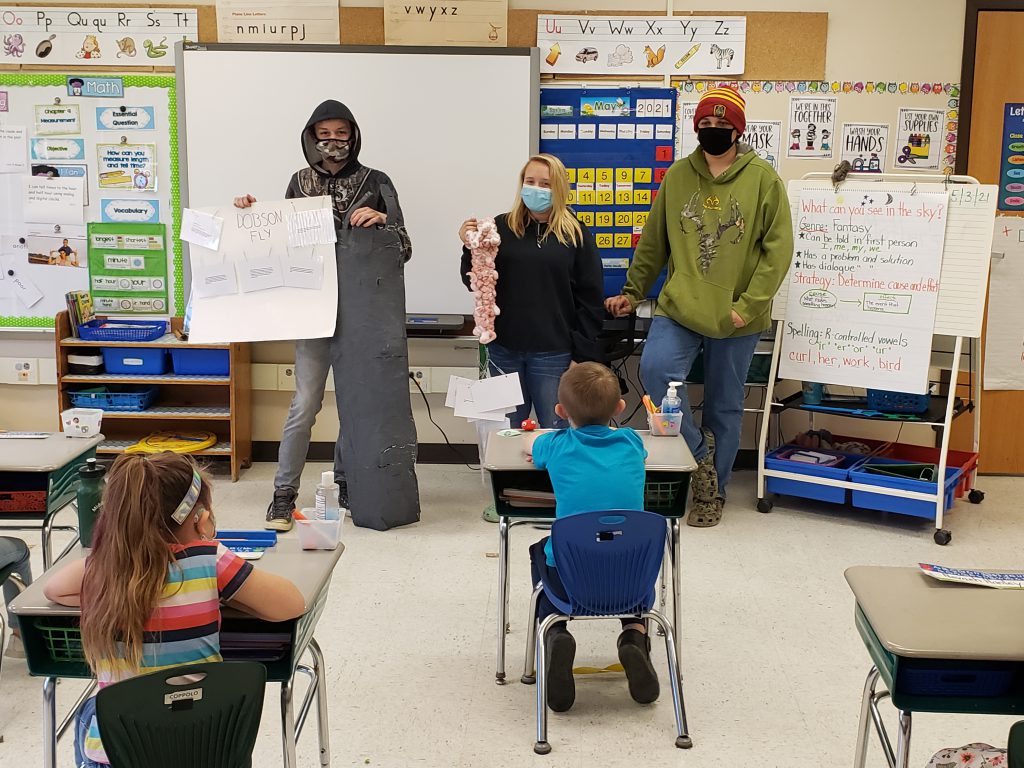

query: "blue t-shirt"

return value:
[532, 425, 647, 566]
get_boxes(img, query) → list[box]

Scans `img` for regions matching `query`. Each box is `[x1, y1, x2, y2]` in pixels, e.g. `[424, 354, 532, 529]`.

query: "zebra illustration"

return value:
[710, 44, 734, 70]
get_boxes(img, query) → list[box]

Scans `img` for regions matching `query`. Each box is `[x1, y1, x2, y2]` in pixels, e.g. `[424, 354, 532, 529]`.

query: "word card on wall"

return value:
[539, 87, 676, 297]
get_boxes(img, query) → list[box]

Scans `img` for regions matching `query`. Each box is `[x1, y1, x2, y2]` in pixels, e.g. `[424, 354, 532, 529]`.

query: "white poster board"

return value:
[186, 196, 337, 343]
[985, 216, 1024, 390]
[778, 188, 948, 394]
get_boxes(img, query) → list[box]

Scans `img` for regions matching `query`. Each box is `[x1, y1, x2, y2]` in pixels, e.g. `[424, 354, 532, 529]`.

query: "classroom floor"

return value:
[1, 463, 1022, 767]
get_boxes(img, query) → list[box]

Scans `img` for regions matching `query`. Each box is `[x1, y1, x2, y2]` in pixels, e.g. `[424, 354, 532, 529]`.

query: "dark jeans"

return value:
[529, 538, 639, 629]
[486, 344, 572, 429]
[0, 535, 31, 630]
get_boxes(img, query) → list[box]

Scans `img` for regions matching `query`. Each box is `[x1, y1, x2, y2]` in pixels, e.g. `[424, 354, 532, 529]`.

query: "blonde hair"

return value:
[508, 154, 583, 248]
[81, 453, 212, 672]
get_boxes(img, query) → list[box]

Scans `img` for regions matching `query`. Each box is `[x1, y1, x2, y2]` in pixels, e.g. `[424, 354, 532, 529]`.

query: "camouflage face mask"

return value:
[315, 139, 350, 162]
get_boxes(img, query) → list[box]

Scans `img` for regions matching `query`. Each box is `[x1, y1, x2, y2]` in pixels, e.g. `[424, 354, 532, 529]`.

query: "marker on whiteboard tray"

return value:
[675, 44, 701, 69]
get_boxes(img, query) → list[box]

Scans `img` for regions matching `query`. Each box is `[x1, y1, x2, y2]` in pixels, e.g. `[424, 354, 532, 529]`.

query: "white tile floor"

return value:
[1, 462, 1022, 768]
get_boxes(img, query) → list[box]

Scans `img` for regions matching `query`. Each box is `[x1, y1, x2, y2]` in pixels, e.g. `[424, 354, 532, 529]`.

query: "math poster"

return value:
[537, 15, 746, 76]
[985, 217, 1024, 390]
[96, 142, 156, 191]
[893, 108, 944, 171]
[745, 120, 782, 170]
[779, 188, 948, 394]
[787, 97, 836, 159]
[840, 123, 889, 173]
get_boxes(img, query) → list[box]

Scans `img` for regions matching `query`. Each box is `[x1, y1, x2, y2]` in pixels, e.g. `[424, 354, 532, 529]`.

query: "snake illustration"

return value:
[144, 37, 168, 58]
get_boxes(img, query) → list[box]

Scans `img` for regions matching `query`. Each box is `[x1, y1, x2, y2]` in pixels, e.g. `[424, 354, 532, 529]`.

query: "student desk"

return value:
[846, 566, 1024, 768]
[483, 429, 697, 685]
[0, 433, 101, 569]
[10, 536, 343, 768]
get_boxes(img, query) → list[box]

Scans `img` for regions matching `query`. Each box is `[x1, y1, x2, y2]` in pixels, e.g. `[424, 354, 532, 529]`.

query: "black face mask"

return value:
[697, 126, 736, 156]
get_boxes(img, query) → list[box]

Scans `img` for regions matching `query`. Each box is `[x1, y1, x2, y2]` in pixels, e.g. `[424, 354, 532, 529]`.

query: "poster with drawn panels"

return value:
[787, 96, 837, 159]
[0, 73, 179, 329]
[540, 87, 676, 298]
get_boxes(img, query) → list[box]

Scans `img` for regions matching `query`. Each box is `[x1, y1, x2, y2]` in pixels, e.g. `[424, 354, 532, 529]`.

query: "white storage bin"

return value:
[61, 408, 104, 437]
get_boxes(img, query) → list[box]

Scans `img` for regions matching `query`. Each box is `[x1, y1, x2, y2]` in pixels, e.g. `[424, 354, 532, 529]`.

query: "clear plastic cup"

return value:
[295, 519, 342, 550]
[648, 412, 683, 437]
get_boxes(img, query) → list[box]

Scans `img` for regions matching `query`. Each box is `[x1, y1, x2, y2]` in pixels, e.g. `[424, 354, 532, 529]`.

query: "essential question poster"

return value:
[779, 188, 949, 393]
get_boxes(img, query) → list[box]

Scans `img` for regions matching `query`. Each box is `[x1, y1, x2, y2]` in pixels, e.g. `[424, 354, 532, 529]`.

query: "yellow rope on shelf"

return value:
[123, 431, 218, 454]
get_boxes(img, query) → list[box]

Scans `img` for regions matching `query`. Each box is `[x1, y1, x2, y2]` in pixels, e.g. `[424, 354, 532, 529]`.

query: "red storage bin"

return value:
[879, 443, 979, 499]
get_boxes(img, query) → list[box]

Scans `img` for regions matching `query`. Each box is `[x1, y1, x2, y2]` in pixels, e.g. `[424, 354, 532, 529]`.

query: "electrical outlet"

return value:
[0, 358, 39, 385]
[277, 364, 297, 392]
[408, 367, 431, 393]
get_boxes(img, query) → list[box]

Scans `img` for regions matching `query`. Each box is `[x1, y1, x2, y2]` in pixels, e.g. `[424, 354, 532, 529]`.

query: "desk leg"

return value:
[41, 515, 55, 571]
[308, 639, 331, 766]
[895, 711, 912, 768]
[669, 519, 682, 680]
[42, 677, 57, 768]
[854, 666, 880, 768]
[495, 515, 509, 684]
[281, 678, 297, 768]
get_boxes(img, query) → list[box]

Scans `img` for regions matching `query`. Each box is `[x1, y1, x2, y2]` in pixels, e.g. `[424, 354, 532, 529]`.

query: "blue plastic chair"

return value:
[525, 510, 691, 755]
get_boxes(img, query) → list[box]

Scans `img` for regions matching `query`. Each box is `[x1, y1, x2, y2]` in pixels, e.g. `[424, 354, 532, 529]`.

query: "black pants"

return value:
[529, 537, 640, 629]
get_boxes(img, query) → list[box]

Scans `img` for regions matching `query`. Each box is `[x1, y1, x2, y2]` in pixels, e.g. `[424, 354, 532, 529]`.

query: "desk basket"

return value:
[38, 622, 85, 663]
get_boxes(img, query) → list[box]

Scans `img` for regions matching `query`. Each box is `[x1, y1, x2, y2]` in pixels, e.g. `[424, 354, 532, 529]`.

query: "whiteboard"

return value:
[177, 44, 538, 317]
[774, 179, 997, 339]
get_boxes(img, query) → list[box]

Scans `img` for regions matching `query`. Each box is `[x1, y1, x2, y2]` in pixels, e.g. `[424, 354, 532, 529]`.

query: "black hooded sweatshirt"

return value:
[286, 100, 411, 260]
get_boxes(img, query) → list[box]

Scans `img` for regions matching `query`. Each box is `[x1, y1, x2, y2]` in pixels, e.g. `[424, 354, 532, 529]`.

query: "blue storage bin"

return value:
[850, 456, 960, 520]
[765, 446, 865, 504]
[78, 319, 167, 342]
[101, 347, 168, 375]
[169, 348, 230, 376]
[69, 386, 159, 412]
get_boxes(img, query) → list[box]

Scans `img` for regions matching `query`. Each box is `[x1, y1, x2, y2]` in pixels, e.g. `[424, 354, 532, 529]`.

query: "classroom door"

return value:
[958, 8, 1024, 473]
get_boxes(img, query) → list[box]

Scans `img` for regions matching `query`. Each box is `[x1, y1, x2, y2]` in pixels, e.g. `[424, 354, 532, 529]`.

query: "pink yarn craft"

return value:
[466, 218, 501, 344]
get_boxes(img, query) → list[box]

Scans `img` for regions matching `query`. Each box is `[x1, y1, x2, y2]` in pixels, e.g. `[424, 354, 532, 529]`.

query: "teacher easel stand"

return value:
[757, 173, 991, 545]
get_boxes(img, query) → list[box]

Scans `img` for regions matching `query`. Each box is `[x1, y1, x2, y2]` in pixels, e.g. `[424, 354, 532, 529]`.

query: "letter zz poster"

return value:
[779, 188, 948, 393]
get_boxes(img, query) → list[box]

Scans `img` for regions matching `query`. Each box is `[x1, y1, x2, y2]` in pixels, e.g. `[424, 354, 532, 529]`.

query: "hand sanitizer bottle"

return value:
[315, 471, 340, 521]
[661, 381, 683, 414]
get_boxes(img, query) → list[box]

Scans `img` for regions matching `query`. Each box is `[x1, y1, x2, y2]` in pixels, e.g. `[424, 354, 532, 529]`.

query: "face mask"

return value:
[697, 126, 736, 156]
[520, 184, 552, 213]
[315, 139, 350, 163]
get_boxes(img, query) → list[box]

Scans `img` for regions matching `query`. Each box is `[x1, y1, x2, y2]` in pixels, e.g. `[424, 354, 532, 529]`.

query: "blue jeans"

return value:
[486, 344, 571, 429]
[0, 536, 31, 630]
[274, 337, 344, 492]
[75, 696, 104, 767]
[640, 316, 760, 498]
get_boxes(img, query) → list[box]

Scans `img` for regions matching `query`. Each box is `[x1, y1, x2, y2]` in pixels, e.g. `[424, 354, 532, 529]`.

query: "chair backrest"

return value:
[550, 510, 666, 617]
[1010, 720, 1024, 768]
[96, 661, 266, 768]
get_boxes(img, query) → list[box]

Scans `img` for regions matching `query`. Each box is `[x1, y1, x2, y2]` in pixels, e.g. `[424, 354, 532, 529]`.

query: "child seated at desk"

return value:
[523, 362, 656, 713]
[43, 452, 305, 768]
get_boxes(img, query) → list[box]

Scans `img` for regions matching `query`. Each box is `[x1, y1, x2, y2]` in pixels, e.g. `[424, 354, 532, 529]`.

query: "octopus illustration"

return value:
[3, 34, 25, 57]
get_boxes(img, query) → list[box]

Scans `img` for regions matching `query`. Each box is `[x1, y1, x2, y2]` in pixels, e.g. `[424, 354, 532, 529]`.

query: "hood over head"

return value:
[301, 100, 362, 172]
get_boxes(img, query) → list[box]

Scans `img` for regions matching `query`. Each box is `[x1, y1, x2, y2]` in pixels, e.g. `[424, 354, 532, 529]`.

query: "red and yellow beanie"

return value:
[694, 86, 746, 135]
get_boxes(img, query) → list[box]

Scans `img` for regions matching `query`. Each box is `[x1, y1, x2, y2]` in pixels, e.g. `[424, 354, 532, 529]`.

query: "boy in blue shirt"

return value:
[524, 362, 657, 712]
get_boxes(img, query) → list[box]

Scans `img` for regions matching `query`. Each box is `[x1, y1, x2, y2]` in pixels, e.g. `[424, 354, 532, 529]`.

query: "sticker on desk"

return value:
[919, 563, 1024, 589]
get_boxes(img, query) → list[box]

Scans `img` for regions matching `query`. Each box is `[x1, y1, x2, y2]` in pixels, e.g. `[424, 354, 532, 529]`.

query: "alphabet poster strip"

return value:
[787, 96, 836, 159]
[537, 15, 746, 76]
[778, 189, 949, 394]
[216, 0, 340, 44]
[893, 107, 945, 171]
[384, 0, 508, 46]
[840, 122, 888, 173]
[0, 7, 197, 66]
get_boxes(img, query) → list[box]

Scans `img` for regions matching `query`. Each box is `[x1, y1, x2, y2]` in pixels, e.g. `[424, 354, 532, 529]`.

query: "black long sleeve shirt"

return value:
[460, 214, 605, 362]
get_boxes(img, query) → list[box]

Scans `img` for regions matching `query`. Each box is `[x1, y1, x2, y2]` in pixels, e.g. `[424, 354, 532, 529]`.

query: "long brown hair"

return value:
[508, 153, 583, 247]
[81, 452, 212, 672]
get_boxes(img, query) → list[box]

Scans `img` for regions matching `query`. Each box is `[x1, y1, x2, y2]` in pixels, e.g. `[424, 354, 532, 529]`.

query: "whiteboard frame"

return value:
[175, 42, 540, 321]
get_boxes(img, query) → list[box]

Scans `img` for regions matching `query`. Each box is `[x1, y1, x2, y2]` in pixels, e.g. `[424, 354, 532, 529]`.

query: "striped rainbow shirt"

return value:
[82, 541, 253, 765]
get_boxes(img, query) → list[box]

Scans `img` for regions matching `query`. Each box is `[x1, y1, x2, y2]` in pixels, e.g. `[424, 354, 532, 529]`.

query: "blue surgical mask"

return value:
[520, 185, 552, 213]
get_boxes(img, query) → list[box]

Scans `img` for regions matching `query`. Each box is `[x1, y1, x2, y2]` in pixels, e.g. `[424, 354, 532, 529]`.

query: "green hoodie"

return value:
[622, 145, 794, 338]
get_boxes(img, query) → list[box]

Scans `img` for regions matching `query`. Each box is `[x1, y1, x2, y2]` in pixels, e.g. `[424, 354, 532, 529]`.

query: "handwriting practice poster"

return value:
[779, 189, 949, 393]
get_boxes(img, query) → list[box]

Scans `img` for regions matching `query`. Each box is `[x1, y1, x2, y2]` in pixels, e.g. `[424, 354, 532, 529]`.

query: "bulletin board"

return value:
[540, 86, 675, 297]
[0, 72, 181, 330]
[676, 80, 962, 184]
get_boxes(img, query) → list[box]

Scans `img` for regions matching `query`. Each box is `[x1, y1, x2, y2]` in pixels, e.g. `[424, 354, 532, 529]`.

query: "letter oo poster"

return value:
[778, 187, 948, 393]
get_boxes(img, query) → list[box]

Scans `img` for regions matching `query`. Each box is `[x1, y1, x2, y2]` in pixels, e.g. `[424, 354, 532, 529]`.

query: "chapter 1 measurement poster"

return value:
[779, 188, 949, 393]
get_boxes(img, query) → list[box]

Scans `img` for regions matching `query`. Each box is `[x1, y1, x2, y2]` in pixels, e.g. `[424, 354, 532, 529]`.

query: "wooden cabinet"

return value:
[54, 312, 251, 480]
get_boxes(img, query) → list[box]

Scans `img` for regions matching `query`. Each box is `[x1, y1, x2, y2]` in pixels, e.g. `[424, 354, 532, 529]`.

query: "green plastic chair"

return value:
[95, 661, 266, 768]
[1009, 721, 1024, 768]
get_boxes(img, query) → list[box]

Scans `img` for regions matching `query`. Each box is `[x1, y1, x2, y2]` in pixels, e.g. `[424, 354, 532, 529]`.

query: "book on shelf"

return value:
[64, 291, 95, 337]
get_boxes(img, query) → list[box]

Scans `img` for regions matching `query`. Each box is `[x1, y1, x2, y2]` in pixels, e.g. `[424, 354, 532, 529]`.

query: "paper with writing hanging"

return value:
[22, 176, 85, 225]
[237, 251, 285, 293]
[0, 125, 27, 173]
[2, 259, 44, 308]
[287, 207, 337, 248]
[192, 256, 239, 299]
[180, 208, 225, 251]
[282, 247, 324, 290]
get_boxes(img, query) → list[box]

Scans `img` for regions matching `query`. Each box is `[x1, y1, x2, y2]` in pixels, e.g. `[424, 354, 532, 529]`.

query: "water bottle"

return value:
[661, 381, 683, 414]
[76, 458, 106, 548]
[314, 471, 340, 521]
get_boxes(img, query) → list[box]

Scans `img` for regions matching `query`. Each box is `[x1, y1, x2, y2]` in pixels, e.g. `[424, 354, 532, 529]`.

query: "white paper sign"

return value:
[677, 101, 698, 157]
[538, 15, 746, 76]
[578, 124, 596, 140]
[894, 108, 945, 171]
[282, 248, 323, 290]
[237, 252, 285, 293]
[0, 125, 27, 173]
[841, 123, 889, 173]
[2, 259, 44, 308]
[180, 208, 224, 250]
[788, 97, 837, 159]
[985, 217, 1024, 390]
[471, 372, 525, 413]
[778, 189, 949, 393]
[34, 104, 80, 135]
[192, 259, 239, 299]
[617, 123, 636, 140]
[744, 120, 782, 170]
[287, 208, 336, 248]
[22, 176, 85, 224]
